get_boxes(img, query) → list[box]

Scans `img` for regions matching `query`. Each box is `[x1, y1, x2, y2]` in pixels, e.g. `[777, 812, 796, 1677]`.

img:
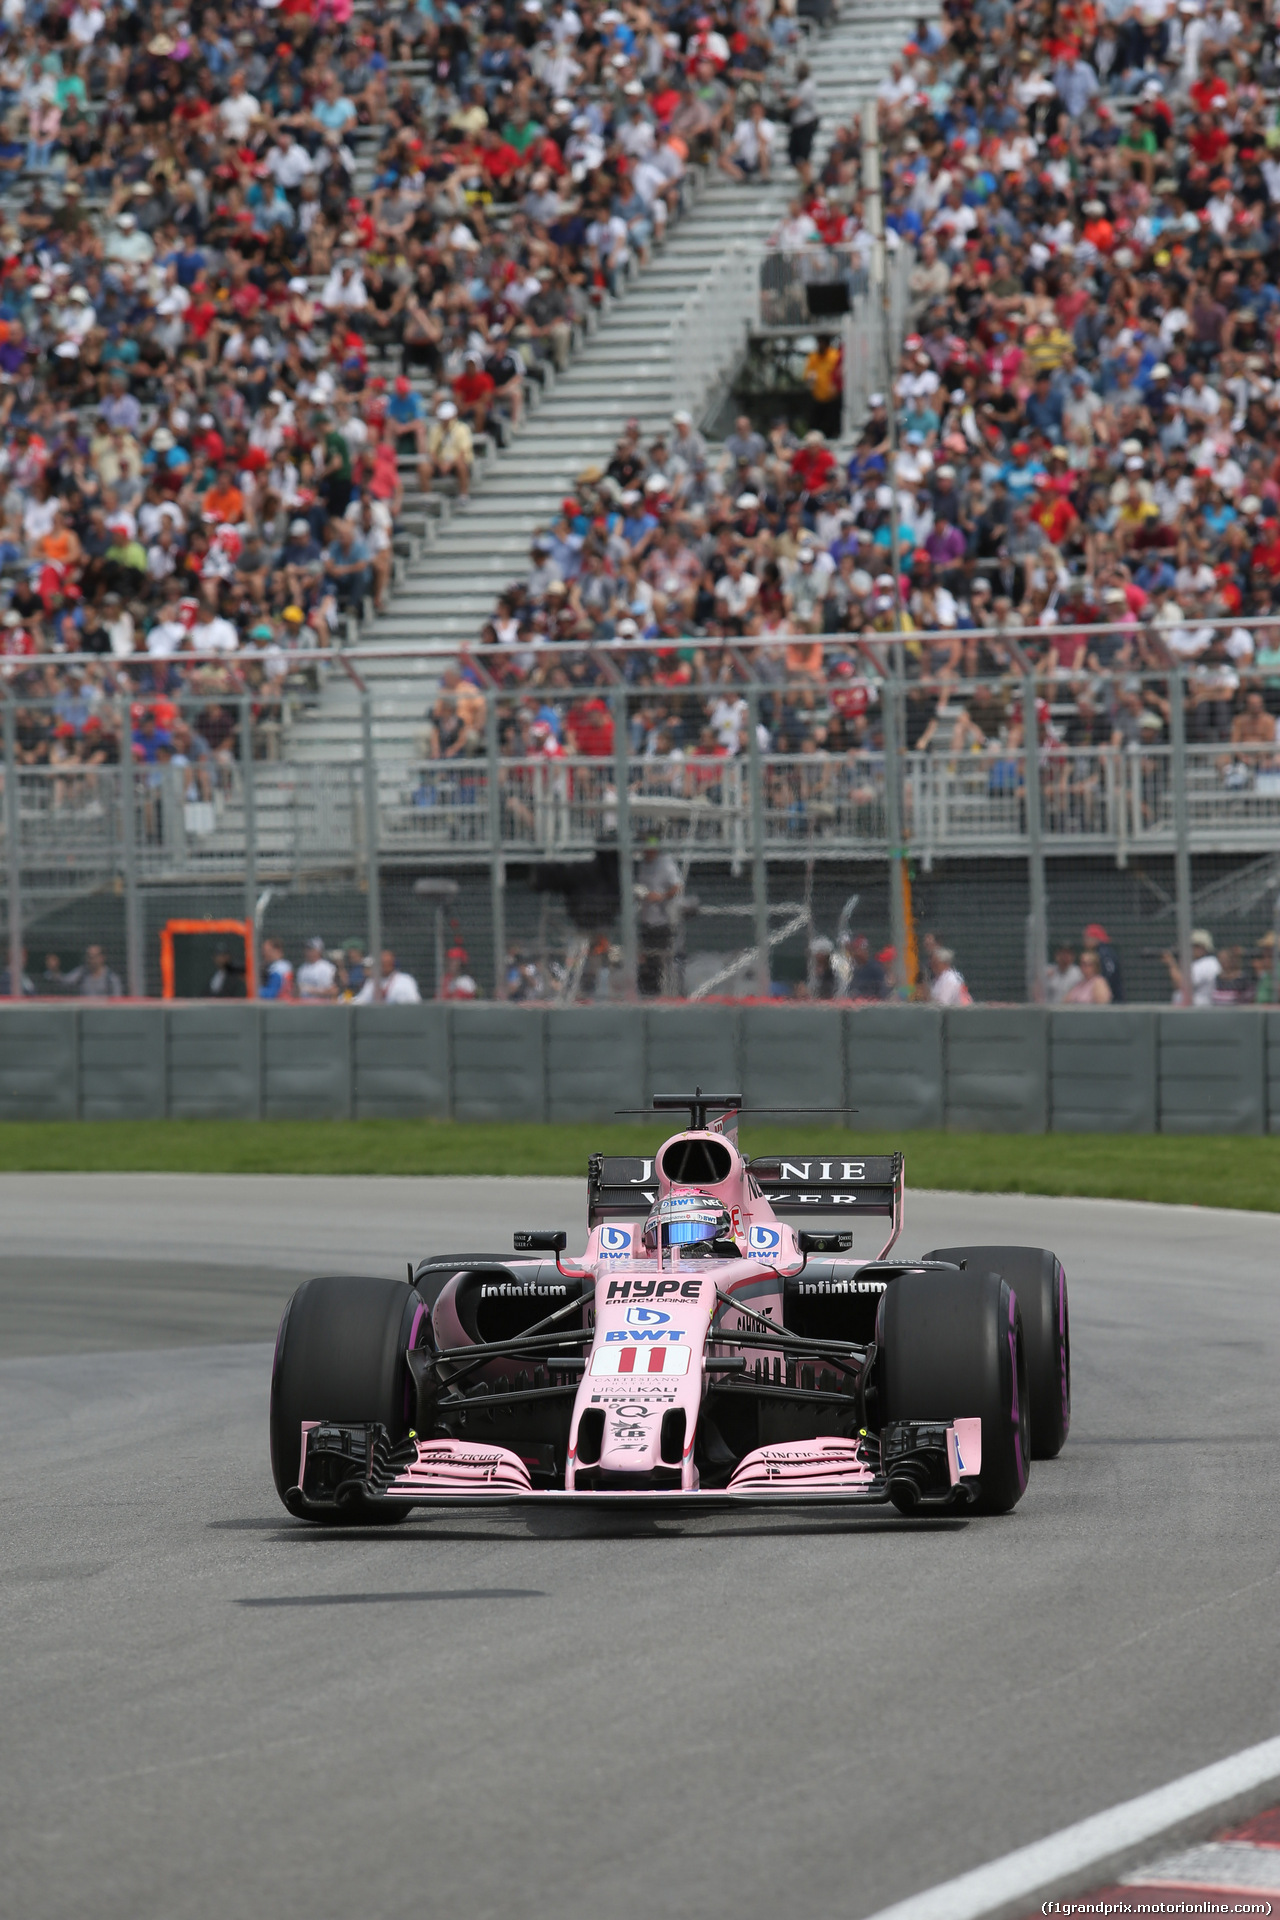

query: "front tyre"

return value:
[925, 1245, 1070, 1459]
[877, 1268, 1031, 1514]
[269, 1275, 425, 1516]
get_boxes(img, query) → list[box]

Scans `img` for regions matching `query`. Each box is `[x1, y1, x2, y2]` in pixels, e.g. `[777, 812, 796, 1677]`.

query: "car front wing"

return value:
[284, 1418, 983, 1518]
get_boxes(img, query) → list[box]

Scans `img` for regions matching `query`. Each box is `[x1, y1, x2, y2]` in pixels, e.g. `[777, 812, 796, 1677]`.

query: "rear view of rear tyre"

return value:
[269, 1275, 424, 1518]
[877, 1268, 1031, 1514]
[925, 1245, 1070, 1459]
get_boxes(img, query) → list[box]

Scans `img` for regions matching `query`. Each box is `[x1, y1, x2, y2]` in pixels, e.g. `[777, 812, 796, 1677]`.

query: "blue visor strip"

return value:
[667, 1219, 719, 1244]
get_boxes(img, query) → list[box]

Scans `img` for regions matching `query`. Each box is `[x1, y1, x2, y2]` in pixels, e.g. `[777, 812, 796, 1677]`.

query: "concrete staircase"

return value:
[283, 2, 924, 765]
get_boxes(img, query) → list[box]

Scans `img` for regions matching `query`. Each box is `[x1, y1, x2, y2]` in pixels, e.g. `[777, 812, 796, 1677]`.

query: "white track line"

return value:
[861, 1734, 1280, 1920]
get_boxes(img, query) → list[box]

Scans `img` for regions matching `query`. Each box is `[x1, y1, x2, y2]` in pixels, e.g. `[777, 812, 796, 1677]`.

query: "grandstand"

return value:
[3, 0, 1280, 1005]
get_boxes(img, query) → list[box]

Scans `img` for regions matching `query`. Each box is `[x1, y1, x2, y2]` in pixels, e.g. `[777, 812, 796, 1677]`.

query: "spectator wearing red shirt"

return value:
[453, 357, 496, 431]
[1250, 519, 1280, 577]
[191, 415, 226, 463]
[565, 696, 615, 757]
[1032, 479, 1078, 549]
[1189, 74, 1228, 116]
[1188, 115, 1230, 169]
[790, 431, 836, 493]
[478, 127, 522, 185]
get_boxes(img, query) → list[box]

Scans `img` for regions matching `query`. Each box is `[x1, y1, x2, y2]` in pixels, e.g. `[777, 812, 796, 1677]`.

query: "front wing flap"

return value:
[285, 1419, 981, 1516]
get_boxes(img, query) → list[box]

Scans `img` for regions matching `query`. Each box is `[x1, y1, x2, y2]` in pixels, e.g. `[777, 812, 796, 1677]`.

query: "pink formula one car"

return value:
[270, 1093, 1070, 1520]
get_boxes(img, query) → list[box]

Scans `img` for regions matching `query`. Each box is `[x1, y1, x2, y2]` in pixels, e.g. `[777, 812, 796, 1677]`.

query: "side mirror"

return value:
[513, 1230, 568, 1253]
[798, 1231, 854, 1255]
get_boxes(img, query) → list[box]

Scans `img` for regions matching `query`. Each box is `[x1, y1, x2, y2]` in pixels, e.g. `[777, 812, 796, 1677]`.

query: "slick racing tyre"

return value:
[925, 1245, 1070, 1459]
[269, 1275, 424, 1518]
[877, 1267, 1030, 1515]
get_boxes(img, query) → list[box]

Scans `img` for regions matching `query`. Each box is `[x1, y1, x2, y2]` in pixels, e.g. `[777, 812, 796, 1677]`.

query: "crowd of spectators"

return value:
[0, 0, 809, 773]
[256, 933, 421, 1000]
[466, 0, 1280, 779]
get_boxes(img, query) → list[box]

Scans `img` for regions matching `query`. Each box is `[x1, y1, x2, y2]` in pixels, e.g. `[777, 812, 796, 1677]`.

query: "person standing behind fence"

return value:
[1063, 950, 1112, 1005]
[1045, 942, 1084, 1004]
[46, 945, 122, 997]
[296, 937, 338, 1001]
[1163, 929, 1221, 1006]
[804, 335, 843, 443]
[258, 937, 295, 1000]
[636, 840, 681, 996]
[355, 949, 421, 1005]
[928, 947, 971, 1006]
[0, 947, 35, 996]
[1083, 922, 1124, 1002]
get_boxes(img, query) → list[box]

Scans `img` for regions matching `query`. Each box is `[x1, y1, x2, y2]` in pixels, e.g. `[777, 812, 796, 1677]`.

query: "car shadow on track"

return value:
[211, 1515, 970, 1543]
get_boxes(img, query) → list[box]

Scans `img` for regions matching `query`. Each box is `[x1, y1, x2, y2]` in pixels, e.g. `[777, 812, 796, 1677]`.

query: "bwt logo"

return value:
[747, 1226, 782, 1255]
[600, 1226, 632, 1253]
[625, 1307, 669, 1327]
[604, 1330, 686, 1343]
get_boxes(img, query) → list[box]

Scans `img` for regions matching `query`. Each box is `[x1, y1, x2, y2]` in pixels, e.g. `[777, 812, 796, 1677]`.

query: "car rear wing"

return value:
[588, 1149, 904, 1258]
[747, 1152, 903, 1258]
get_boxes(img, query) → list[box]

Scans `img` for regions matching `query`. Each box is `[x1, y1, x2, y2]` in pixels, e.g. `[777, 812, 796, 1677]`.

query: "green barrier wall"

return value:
[0, 1004, 1277, 1133]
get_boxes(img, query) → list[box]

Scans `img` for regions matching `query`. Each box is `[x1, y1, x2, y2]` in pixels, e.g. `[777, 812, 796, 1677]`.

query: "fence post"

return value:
[486, 691, 506, 999]
[240, 695, 257, 962]
[359, 689, 383, 983]
[747, 688, 769, 997]
[1023, 670, 1047, 1002]
[881, 665, 910, 996]
[3, 700, 21, 998]
[612, 683, 637, 995]
[118, 701, 143, 998]
[841, 307, 857, 442]
[1168, 665, 1194, 1007]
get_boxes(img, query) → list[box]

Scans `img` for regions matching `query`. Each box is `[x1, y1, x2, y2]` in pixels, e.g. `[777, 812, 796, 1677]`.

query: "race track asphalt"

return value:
[3, 1174, 1279, 1920]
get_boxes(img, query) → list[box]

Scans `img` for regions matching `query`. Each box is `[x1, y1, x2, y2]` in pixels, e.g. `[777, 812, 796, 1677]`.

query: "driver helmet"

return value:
[642, 1187, 734, 1256]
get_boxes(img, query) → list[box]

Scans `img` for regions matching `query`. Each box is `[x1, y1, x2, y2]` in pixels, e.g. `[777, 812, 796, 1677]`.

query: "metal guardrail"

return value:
[670, 241, 760, 424]
[759, 246, 871, 327]
[12, 743, 1280, 885]
[6, 638, 1280, 1002]
[842, 242, 912, 429]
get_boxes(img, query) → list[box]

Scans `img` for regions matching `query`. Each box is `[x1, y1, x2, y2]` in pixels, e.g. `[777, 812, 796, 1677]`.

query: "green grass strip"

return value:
[0, 1120, 1276, 1210]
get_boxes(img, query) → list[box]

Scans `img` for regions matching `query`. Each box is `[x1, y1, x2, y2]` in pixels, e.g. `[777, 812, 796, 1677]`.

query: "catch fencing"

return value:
[0, 1001, 1277, 1134]
[4, 636, 1280, 1006]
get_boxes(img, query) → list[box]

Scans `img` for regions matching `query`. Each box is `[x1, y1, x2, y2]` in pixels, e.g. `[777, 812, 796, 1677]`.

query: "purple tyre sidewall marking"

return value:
[1007, 1283, 1028, 1493]
[403, 1298, 427, 1426]
[1056, 1260, 1071, 1439]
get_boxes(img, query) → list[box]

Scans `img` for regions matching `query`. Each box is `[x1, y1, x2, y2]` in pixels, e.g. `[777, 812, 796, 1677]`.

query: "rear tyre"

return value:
[877, 1268, 1030, 1514]
[925, 1245, 1070, 1459]
[269, 1275, 425, 1518]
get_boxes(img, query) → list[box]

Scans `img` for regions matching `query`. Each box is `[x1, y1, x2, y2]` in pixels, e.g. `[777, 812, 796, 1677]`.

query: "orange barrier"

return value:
[159, 919, 256, 1000]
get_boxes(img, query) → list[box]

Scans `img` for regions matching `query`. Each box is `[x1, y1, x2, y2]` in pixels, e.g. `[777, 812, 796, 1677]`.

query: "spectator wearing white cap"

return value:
[296, 938, 338, 1000]
[425, 400, 473, 501]
[1164, 930, 1222, 1006]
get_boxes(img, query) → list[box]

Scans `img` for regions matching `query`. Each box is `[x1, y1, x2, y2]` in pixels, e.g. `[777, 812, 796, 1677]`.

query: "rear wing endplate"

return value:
[747, 1152, 903, 1257]
[588, 1155, 659, 1227]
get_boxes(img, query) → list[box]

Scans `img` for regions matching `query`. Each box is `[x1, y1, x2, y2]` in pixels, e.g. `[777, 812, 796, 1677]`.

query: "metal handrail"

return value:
[12, 741, 1272, 873]
[8, 611, 1280, 689]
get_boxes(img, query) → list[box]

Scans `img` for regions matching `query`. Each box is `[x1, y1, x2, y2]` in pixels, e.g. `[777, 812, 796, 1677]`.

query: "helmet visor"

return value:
[666, 1214, 720, 1245]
